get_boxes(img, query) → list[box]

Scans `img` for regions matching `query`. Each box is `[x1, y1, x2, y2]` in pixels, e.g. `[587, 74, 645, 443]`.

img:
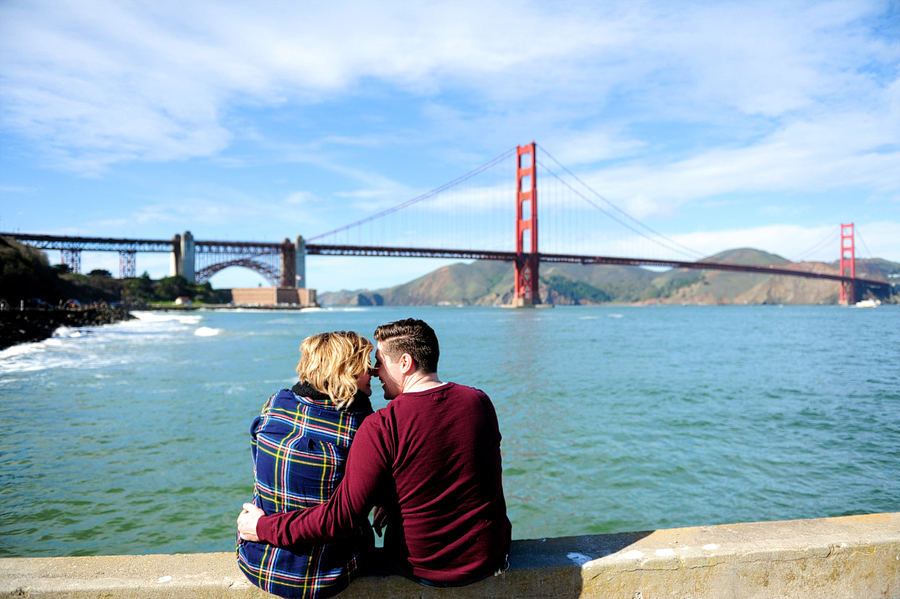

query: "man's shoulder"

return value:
[388, 382, 490, 404]
[443, 381, 489, 398]
[436, 382, 493, 409]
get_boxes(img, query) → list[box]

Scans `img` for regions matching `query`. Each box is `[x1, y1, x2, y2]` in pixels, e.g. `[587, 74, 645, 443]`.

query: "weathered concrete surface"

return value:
[1, 513, 898, 598]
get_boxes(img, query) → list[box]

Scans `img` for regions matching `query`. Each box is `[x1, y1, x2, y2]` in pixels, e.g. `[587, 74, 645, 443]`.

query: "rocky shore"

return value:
[0, 305, 135, 351]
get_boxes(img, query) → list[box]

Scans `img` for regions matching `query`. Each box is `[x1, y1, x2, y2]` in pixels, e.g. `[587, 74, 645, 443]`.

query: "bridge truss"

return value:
[194, 240, 293, 286]
[1, 233, 298, 287]
[3, 233, 173, 278]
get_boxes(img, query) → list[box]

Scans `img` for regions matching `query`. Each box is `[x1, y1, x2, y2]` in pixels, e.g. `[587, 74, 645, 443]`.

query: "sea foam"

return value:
[194, 327, 221, 337]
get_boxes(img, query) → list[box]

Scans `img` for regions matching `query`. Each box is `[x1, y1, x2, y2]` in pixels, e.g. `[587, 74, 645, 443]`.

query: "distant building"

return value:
[174, 296, 192, 306]
[231, 287, 317, 307]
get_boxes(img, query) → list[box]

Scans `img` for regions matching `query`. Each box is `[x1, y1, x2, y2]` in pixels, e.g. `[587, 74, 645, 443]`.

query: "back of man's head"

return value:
[374, 318, 439, 374]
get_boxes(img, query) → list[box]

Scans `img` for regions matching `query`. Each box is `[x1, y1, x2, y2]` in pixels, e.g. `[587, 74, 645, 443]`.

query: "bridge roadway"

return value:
[308, 244, 890, 288]
[2, 233, 890, 290]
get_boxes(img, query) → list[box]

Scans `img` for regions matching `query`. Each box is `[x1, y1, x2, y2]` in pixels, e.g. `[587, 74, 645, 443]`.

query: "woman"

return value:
[237, 331, 375, 599]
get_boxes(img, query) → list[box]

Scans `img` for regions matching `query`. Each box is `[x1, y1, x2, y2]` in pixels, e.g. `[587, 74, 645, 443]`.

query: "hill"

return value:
[318, 248, 898, 307]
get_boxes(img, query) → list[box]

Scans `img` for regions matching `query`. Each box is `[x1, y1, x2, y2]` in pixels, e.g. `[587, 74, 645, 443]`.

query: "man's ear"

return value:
[399, 353, 415, 374]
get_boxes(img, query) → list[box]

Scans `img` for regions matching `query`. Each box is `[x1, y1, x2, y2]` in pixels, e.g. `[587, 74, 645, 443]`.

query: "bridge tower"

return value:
[514, 142, 540, 306]
[61, 249, 81, 274]
[119, 251, 136, 278]
[172, 231, 196, 282]
[839, 223, 855, 304]
[295, 236, 306, 288]
[279, 238, 296, 287]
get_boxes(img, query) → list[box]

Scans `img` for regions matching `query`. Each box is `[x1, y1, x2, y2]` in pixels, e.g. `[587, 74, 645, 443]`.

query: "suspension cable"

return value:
[309, 148, 516, 242]
[536, 158, 703, 260]
[537, 144, 705, 259]
[855, 227, 875, 259]
[789, 225, 839, 262]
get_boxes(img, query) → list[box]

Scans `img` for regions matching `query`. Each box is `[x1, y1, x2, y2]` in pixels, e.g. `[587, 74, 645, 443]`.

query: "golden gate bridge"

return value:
[2, 143, 888, 305]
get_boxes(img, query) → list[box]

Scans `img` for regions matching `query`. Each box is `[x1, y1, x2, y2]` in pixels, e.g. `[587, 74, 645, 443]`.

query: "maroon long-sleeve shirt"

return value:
[256, 382, 512, 583]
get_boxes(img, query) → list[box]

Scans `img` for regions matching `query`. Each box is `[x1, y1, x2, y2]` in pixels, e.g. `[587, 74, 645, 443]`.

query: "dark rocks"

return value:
[0, 305, 135, 351]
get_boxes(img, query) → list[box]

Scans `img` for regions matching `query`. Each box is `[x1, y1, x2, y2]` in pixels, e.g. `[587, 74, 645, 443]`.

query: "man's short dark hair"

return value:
[374, 318, 439, 374]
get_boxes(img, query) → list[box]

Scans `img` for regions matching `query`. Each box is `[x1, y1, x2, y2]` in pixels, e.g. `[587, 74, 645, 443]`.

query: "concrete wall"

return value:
[2, 513, 898, 599]
[231, 288, 316, 307]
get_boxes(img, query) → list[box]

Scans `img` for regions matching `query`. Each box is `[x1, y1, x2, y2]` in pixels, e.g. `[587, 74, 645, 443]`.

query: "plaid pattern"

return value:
[238, 387, 372, 599]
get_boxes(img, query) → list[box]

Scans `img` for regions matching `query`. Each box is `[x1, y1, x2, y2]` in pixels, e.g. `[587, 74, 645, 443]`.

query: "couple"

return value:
[236, 318, 511, 598]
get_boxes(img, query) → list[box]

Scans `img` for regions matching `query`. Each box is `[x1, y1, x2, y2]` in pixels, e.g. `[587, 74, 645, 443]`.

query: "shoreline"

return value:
[0, 306, 135, 351]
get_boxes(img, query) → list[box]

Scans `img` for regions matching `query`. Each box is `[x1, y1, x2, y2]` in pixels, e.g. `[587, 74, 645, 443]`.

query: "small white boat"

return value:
[854, 299, 881, 308]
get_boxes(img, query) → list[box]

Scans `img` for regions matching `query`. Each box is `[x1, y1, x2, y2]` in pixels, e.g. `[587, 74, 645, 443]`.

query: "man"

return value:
[238, 318, 511, 586]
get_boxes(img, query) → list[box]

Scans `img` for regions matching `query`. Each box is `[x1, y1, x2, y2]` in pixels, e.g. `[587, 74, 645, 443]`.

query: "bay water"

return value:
[0, 305, 897, 557]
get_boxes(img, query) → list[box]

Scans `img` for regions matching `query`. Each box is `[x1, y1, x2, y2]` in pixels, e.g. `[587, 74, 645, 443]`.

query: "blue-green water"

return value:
[0, 305, 897, 557]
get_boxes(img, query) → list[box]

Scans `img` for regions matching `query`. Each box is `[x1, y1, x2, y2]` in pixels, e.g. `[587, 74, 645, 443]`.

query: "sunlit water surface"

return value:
[1, 305, 897, 557]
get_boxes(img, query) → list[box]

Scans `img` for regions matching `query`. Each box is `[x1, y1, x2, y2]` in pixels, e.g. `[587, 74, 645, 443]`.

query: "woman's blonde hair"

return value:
[296, 331, 373, 409]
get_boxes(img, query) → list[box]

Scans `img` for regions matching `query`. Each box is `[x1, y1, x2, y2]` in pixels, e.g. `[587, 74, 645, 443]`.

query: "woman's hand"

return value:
[237, 503, 265, 542]
[372, 506, 387, 537]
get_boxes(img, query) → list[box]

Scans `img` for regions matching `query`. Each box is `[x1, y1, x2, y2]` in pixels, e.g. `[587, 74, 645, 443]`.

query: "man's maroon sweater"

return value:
[256, 382, 512, 583]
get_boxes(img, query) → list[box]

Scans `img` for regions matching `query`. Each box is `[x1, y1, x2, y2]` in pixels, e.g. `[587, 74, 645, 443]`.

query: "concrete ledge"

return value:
[2, 513, 898, 598]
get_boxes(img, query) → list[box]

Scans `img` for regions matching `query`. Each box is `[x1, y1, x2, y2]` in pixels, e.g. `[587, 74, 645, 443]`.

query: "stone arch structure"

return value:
[189, 236, 302, 288]
[195, 259, 280, 286]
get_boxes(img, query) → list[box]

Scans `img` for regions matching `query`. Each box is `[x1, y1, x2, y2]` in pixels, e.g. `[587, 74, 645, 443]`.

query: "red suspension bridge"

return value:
[3, 143, 889, 304]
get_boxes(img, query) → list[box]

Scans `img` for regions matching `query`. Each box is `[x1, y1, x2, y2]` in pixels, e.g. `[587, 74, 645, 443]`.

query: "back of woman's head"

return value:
[296, 331, 373, 409]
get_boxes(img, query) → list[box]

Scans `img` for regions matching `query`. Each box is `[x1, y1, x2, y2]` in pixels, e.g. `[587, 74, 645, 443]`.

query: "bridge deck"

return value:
[2, 233, 889, 288]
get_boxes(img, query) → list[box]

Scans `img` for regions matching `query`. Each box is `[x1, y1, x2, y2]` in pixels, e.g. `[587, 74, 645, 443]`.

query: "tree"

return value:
[0, 237, 62, 303]
[125, 272, 155, 301]
[88, 269, 112, 277]
[156, 275, 190, 301]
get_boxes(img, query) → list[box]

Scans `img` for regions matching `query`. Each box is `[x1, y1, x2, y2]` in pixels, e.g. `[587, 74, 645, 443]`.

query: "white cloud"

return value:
[852, 221, 900, 262]
[284, 191, 317, 205]
[544, 128, 646, 166]
[1, 0, 897, 270]
[576, 104, 900, 219]
[2, 0, 894, 173]
[672, 221, 900, 263]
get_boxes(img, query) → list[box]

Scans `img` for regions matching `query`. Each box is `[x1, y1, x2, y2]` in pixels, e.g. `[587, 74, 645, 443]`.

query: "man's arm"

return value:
[241, 417, 390, 549]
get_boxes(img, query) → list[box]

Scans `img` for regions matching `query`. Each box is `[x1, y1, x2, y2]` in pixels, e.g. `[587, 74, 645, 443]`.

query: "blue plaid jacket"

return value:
[237, 383, 373, 599]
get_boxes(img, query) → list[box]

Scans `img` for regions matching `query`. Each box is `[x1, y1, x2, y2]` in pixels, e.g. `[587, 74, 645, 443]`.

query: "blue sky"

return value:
[1, 0, 897, 292]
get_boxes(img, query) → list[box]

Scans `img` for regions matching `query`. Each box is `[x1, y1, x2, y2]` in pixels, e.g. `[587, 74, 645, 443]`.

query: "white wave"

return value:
[0, 339, 49, 360]
[53, 326, 86, 339]
[0, 335, 85, 373]
[579, 316, 598, 320]
[194, 327, 221, 337]
[0, 313, 196, 375]
[132, 311, 202, 325]
[608, 314, 623, 318]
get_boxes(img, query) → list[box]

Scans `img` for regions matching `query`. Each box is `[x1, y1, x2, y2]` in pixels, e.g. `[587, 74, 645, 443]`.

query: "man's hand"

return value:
[237, 503, 264, 542]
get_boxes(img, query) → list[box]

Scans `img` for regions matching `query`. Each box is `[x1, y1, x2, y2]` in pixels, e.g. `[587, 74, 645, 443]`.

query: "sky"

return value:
[1, 0, 898, 292]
